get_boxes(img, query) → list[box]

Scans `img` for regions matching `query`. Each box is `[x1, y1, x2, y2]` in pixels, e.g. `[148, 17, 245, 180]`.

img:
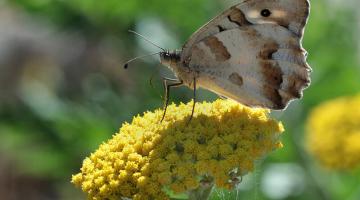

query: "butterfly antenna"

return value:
[123, 52, 160, 69]
[128, 30, 166, 52]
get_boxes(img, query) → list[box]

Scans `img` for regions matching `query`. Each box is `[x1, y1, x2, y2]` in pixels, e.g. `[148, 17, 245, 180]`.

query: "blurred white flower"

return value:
[261, 163, 305, 199]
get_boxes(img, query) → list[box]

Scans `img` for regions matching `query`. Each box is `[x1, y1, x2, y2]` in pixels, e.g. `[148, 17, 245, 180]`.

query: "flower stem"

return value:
[188, 183, 214, 200]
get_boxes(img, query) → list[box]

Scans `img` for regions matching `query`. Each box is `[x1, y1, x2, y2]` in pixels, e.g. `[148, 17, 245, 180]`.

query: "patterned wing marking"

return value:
[188, 24, 310, 109]
[181, 0, 310, 63]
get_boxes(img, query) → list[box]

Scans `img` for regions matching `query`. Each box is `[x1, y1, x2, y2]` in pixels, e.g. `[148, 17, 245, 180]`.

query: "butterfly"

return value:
[125, 0, 311, 120]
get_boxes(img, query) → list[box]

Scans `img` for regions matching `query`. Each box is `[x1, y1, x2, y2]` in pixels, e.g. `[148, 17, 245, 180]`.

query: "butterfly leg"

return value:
[149, 70, 163, 98]
[149, 63, 163, 90]
[187, 76, 197, 125]
[161, 78, 183, 122]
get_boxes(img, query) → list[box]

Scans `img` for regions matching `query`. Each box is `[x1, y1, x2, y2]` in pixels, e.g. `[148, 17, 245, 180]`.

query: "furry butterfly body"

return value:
[160, 0, 311, 110]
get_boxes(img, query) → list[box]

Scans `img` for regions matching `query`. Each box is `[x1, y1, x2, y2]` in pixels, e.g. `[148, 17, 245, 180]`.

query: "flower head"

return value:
[72, 99, 284, 199]
[307, 95, 360, 170]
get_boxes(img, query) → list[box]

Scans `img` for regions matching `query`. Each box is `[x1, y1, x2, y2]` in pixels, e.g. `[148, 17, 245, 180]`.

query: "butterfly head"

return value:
[160, 50, 181, 67]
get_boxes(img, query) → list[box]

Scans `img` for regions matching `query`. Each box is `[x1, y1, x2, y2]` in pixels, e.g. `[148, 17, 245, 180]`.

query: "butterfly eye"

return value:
[260, 9, 271, 17]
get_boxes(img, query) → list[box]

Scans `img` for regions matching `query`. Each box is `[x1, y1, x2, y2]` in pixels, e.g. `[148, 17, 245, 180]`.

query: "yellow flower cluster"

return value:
[72, 99, 284, 200]
[307, 95, 360, 170]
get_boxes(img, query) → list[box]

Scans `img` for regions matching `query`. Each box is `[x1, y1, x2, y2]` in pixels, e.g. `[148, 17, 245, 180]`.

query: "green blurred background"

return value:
[0, 0, 359, 199]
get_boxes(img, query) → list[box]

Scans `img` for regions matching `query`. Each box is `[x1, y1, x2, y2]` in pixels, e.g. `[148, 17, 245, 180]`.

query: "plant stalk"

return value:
[188, 183, 214, 200]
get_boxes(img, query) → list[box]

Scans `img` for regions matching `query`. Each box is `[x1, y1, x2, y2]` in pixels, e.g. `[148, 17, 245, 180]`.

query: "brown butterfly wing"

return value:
[182, 0, 310, 63]
[188, 25, 310, 109]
